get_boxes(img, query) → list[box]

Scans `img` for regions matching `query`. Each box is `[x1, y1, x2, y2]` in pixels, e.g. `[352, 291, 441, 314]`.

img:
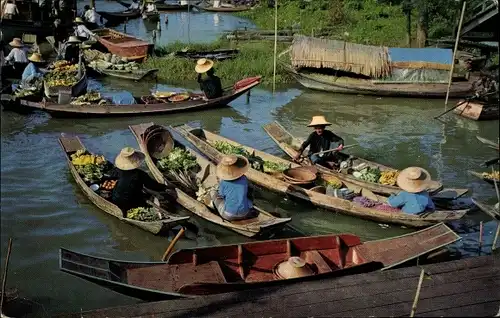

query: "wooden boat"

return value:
[4, 76, 261, 117]
[43, 70, 88, 98]
[116, 0, 190, 11]
[472, 199, 500, 220]
[263, 121, 468, 201]
[468, 170, 499, 185]
[174, 49, 239, 61]
[93, 29, 150, 60]
[58, 135, 190, 235]
[285, 65, 473, 98]
[97, 9, 141, 24]
[129, 123, 291, 237]
[173, 125, 469, 227]
[59, 223, 460, 300]
[142, 11, 160, 23]
[89, 65, 159, 81]
[192, 4, 252, 12]
[476, 135, 499, 150]
[453, 100, 500, 120]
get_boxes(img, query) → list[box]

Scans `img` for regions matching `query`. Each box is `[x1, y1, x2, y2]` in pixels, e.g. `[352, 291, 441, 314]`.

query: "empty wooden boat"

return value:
[129, 123, 291, 237]
[93, 29, 150, 60]
[263, 121, 468, 201]
[173, 124, 469, 228]
[2, 77, 261, 118]
[58, 135, 189, 235]
[59, 223, 460, 300]
[454, 100, 500, 120]
[468, 170, 499, 185]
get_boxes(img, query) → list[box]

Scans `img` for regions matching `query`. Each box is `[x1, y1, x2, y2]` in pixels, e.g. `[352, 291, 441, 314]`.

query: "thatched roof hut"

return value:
[290, 36, 391, 78]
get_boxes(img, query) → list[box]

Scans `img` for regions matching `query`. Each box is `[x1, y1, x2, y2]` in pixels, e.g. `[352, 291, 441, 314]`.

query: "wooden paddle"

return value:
[161, 227, 185, 261]
[297, 144, 359, 162]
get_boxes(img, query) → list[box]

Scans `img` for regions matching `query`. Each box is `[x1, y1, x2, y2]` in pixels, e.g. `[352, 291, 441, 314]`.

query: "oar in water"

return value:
[161, 226, 185, 261]
[434, 91, 496, 120]
[297, 144, 359, 162]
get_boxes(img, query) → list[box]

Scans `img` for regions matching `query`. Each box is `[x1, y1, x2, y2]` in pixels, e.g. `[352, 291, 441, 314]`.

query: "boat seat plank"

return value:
[125, 261, 227, 292]
[59, 137, 84, 153]
[243, 254, 285, 283]
[303, 250, 332, 274]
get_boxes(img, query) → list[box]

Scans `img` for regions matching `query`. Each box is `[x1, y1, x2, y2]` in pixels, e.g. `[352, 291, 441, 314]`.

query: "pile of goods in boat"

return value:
[196, 185, 217, 203]
[263, 161, 289, 173]
[323, 177, 343, 189]
[88, 59, 140, 71]
[70, 91, 108, 106]
[127, 207, 160, 221]
[352, 196, 401, 212]
[168, 93, 190, 102]
[482, 170, 500, 180]
[71, 149, 108, 183]
[157, 147, 198, 172]
[13, 82, 42, 98]
[45, 60, 80, 87]
[378, 170, 399, 186]
[85, 50, 139, 71]
[352, 167, 381, 183]
[101, 180, 117, 190]
[152, 91, 176, 98]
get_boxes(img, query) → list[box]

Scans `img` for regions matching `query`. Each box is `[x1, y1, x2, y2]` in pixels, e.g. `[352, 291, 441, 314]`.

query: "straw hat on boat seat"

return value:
[307, 116, 331, 127]
[195, 58, 214, 74]
[115, 147, 145, 170]
[74, 17, 84, 24]
[9, 38, 24, 48]
[28, 53, 45, 63]
[216, 155, 249, 181]
[396, 167, 440, 193]
[67, 36, 81, 44]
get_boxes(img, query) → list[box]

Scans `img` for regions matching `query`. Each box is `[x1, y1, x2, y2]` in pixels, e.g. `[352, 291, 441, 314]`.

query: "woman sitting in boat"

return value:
[60, 36, 81, 65]
[386, 167, 438, 214]
[195, 58, 223, 99]
[293, 116, 344, 168]
[74, 17, 95, 42]
[21, 53, 46, 87]
[5, 38, 27, 64]
[108, 147, 172, 216]
[210, 155, 256, 221]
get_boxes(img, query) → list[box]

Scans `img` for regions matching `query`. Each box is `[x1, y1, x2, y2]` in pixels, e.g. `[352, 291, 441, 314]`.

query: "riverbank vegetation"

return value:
[143, 41, 293, 85]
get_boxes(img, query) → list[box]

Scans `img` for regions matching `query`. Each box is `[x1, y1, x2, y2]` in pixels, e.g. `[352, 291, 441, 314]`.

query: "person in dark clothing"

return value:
[293, 115, 344, 167]
[109, 147, 170, 216]
[53, 19, 67, 48]
[61, 36, 81, 64]
[195, 58, 223, 99]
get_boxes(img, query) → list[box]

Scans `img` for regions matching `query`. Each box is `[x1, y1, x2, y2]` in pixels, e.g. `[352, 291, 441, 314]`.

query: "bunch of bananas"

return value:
[482, 170, 500, 180]
[53, 60, 71, 69]
[324, 176, 343, 189]
[71, 150, 106, 166]
[379, 170, 400, 186]
[46, 63, 79, 87]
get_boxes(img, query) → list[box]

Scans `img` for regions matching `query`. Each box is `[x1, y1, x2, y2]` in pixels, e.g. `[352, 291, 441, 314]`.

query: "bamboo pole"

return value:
[272, 0, 278, 93]
[444, 1, 467, 110]
[161, 227, 185, 261]
[0, 238, 13, 315]
[410, 269, 426, 317]
[493, 223, 499, 251]
[478, 221, 483, 254]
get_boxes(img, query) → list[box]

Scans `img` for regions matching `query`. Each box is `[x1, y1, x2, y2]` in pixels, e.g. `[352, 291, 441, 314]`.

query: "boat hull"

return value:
[94, 28, 150, 60]
[454, 100, 500, 120]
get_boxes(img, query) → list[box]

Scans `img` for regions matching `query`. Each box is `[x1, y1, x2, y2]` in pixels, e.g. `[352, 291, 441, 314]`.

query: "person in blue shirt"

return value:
[210, 155, 256, 221]
[387, 167, 438, 214]
[21, 53, 45, 87]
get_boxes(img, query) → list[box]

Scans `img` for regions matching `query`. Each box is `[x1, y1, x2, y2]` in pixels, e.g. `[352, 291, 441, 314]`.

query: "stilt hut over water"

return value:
[285, 35, 473, 98]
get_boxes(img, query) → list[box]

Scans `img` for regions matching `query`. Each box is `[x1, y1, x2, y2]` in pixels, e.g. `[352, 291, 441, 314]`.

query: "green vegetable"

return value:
[212, 141, 250, 157]
[354, 167, 381, 183]
[263, 161, 289, 173]
[127, 207, 160, 221]
[76, 163, 106, 183]
[157, 147, 198, 172]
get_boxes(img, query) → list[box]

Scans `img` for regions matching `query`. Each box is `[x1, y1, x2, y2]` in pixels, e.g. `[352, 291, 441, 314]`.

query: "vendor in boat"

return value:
[210, 155, 256, 221]
[145, 0, 157, 12]
[108, 147, 172, 216]
[195, 58, 223, 99]
[60, 36, 81, 65]
[74, 17, 95, 42]
[293, 116, 344, 168]
[5, 38, 27, 64]
[21, 53, 46, 87]
[387, 167, 438, 214]
[84, 6, 99, 29]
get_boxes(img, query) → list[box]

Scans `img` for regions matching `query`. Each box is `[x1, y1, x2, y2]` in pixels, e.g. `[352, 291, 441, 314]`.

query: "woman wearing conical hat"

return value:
[108, 147, 172, 215]
[210, 155, 256, 221]
[5, 38, 27, 64]
[20, 53, 46, 87]
[293, 115, 344, 168]
[196, 58, 223, 100]
[386, 167, 439, 214]
[59, 36, 81, 65]
[73, 17, 95, 41]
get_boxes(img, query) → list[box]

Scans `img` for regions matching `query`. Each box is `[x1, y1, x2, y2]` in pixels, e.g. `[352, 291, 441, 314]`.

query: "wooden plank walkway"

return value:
[58, 255, 500, 317]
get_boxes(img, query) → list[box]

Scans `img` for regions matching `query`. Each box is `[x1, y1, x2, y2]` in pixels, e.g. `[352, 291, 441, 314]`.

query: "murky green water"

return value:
[1, 2, 499, 315]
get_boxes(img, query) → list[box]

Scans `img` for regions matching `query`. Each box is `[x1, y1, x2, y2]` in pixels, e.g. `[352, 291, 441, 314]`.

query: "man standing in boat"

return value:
[195, 58, 223, 99]
[293, 116, 344, 168]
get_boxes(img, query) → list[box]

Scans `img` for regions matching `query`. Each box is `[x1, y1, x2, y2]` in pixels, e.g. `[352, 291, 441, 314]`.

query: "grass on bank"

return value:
[143, 40, 293, 86]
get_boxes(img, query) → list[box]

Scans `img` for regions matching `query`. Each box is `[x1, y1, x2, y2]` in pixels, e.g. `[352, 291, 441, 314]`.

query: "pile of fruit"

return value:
[101, 180, 117, 190]
[379, 170, 399, 186]
[127, 207, 160, 221]
[71, 149, 108, 183]
[482, 170, 500, 180]
[352, 167, 382, 183]
[324, 177, 343, 189]
[157, 147, 198, 172]
[45, 60, 79, 87]
[70, 91, 108, 106]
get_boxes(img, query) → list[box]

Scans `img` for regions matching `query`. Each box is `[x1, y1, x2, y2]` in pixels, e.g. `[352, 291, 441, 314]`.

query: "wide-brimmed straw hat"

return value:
[67, 36, 81, 44]
[28, 53, 45, 63]
[396, 167, 439, 193]
[216, 155, 249, 181]
[195, 58, 214, 74]
[307, 115, 331, 127]
[115, 147, 145, 170]
[74, 17, 84, 23]
[9, 38, 23, 48]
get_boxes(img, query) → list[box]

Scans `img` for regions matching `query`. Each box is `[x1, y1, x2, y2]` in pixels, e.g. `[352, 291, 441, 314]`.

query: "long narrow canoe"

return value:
[58, 135, 189, 235]
[173, 125, 469, 228]
[472, 198, 499, 220]
[129, 123, 291, 237]
[192, 4, 251, 12]
[97, 9, 141, 24]
[89, 66, 159, 81]
[59, 223, 459, 300]
[468, 170, 499, 185]
[263, 121, 469, 201]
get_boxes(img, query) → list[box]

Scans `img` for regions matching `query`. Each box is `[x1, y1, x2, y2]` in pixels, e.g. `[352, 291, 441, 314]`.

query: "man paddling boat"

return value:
[293, 115, 344, 168]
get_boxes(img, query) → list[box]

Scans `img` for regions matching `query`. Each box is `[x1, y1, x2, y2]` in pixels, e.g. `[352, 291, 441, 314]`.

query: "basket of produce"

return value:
[141, 95, 165, 104]
[152, 91, 176, 99]
[168, 93, 190, 102]
[127, 207, 161, 221]
[282, 167, 317, 185]
[378, 170, 399, 186]
[144, 126, 174, 159]
[70, 150, 109, 184]
[352, 167, 381, 184]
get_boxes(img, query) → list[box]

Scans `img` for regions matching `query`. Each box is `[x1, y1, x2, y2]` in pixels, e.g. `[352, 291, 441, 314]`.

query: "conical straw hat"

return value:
[195, 58, 214, 74]
[307, 116, 331, 127]
[67, 36, 81, 44]
[115, 147, 145, 170]
[9, 38, 24, 48]
[28, 53, 45, 63]
[396, 167, 440, 193]
[216, 155, 249, 181]
[74, 17, 84, 23]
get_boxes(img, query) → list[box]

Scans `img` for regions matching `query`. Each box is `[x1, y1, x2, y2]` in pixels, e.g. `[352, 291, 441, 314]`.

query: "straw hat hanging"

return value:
[115, 147, 146, 170]
[396, 167, 440, 193]
[307, 116, 332, 127]
[9, 38, 24, 48]
[216, 155, 249, 181]
[195, 58, 214, 74]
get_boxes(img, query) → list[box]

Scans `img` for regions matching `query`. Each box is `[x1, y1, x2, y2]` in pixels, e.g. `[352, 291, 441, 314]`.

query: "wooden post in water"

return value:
[444, 1, 466, 110]
[272, 0, 278, 93]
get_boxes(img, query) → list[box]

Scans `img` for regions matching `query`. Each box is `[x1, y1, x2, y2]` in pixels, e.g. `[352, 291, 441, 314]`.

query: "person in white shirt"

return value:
[146, 2, 156, 12]
[2, 0, 19, 19]
[128, 0, 140, 10]
[73, 17, 95, 41]
[84, 6, 97, 24]
[5, 38, 28, 64]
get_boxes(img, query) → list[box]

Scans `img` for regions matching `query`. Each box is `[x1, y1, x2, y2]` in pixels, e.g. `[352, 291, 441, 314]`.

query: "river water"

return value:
[1, 3, 499, 316]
